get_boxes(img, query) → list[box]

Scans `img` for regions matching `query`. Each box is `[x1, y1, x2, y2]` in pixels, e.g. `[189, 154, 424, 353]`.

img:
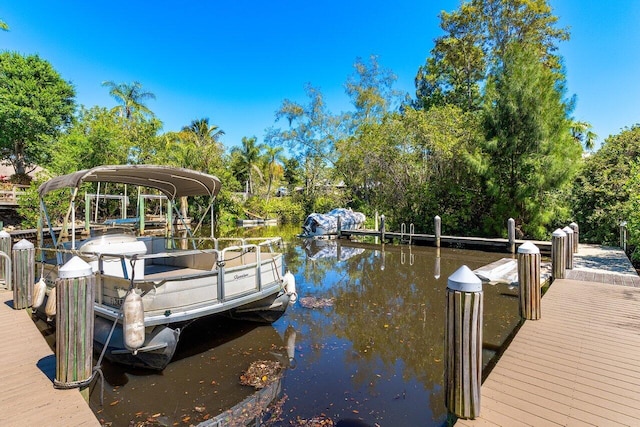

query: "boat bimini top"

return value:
[38, 164, 221, 199]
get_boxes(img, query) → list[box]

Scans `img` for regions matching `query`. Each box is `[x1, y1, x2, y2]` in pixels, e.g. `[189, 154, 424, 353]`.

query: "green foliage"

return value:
[481, 43, 581, 239]
[337, 105, 485, 234]
[0, 52, 75, 176]
[244, 196, 305, 223]
[572, 125, 640, 245]
[17, 171, 71, 228]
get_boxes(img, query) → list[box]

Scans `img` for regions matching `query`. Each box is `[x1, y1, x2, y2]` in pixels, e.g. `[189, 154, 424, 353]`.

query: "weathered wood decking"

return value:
[457, 245, 640, 426]
[0, 290, 99, 426]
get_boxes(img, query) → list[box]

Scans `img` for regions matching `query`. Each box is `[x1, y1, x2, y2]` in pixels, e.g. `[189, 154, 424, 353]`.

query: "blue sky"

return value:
[2, 1, 639, 150]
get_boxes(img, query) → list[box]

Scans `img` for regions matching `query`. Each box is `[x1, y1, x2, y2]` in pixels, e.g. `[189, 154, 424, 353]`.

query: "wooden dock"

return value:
[457, 245, 640, 426]
[341, 229, 552, 254]
[0, 290, 99, 426]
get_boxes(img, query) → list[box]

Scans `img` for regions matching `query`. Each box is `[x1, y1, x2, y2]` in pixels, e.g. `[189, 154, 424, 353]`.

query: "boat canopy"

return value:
[38, 165, 222, 200]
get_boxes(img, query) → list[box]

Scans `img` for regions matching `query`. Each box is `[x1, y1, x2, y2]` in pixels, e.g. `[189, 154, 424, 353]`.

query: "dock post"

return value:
[569, 222, 579, 253]
[508, 218, 516, 254]
[435, 215, 441, 248]
[337, 215, 342, 238]
[12, 239, 34, 309]
[445, 265, 483, 420]
[551, 229, 567, 280]
[54, 256, 95, 399]
[620, 221, 627, 252]
[380, 215, 386, 243]
[517, 242, 541, 320]
[562, 226, 574, 270]
[0, 230, 11, 289]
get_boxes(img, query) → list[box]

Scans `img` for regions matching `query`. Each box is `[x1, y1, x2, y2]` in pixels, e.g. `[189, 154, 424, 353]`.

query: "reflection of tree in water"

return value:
[287, 243, 520, 420]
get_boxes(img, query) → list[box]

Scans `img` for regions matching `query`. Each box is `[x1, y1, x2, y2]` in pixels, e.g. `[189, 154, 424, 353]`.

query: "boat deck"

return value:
[0, 290, 100, 426]
[457, 244, 640, 426]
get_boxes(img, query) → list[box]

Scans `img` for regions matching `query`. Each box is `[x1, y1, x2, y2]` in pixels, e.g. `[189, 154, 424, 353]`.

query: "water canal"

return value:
[37, 225, 521, 426]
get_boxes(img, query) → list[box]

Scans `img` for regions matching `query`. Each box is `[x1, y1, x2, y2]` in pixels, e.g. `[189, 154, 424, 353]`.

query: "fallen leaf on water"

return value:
[109, 400, 119, 406]
[182, 416, 190, 422]
[194, 406, 206, 413]
[151, 413, 161, 418]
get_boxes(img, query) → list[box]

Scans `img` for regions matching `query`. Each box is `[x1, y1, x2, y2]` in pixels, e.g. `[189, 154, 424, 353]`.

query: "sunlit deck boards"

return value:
[0, 290, 99, 426]
[457, 247, 640, 426]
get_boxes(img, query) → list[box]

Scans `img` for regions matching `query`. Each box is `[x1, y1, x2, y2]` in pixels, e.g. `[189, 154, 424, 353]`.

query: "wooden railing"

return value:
[0, 185, 28, 206]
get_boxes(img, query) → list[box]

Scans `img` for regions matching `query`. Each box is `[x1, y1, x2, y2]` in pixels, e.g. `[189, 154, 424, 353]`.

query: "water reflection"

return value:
[282, 241, 519, 425]
[77, 227, 520, 426]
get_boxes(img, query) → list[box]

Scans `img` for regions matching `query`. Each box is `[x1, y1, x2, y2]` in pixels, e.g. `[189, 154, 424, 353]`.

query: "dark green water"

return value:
[77, 225, 520, 426]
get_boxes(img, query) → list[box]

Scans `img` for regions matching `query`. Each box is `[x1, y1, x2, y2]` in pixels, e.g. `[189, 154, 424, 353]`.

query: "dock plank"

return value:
[458, 244, 640, 426]
[0, 291, 99, 426]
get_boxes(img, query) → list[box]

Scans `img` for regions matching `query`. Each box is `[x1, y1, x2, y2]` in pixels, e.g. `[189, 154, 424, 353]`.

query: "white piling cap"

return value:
[0, 230, 10, 238]
[569, 222, 578, 228]
[562, 226, 574, 235]
[13, 239, 34, 250]
[59, 256, 93, 279]
[447, 265, 482, 292]
[552, 228, 566, 237]
[518, 241, 540, 254]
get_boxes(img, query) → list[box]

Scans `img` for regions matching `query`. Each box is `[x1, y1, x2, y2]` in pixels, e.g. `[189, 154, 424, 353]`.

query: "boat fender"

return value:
[45, 286, 56, 321]
[283, 271, 297, 303]
[123, 291, 145, 355]
[32, 277, 47, 309]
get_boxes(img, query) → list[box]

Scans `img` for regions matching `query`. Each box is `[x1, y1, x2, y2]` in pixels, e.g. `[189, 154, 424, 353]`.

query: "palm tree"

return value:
[0, 19, 9, 31]
[232, 137, 263, 195]
[570, 120, 597, 151]
[102, 81, 156, 119]
[263, 145, 284, 199]
[180, 118, 225, 172]
[182, 118, 225, 146]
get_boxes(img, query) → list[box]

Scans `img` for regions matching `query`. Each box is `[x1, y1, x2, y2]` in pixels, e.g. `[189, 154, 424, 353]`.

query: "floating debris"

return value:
[293, 415, 335, 426]
[299, 296, 335, 309]
[240, 360, 283, 389]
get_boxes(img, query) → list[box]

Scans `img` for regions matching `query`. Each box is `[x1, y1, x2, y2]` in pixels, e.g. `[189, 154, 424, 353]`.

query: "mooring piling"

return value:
[562, 226, 574, 270]
[12, 239, 34, 309]
[508, 218, 516, 254]
[517, 241, 541, 320]
[551, 228, 567, 280]
[445, 265, 483, 420]
[620, 221, 628, 252]
[0, 230, 11, 289]
[54, 256, 95, 399]
[569, 222, 579, 253]
[434, 215, 441, 248]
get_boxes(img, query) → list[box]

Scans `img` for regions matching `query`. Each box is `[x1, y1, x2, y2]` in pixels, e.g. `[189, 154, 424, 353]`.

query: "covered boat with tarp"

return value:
[301, 208, 365, 237]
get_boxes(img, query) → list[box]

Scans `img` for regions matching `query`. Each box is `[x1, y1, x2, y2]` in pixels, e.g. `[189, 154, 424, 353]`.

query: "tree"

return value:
[49, 106, 130, 174]
[345, 55, 403, 125]
[570, 120, 597, 151]
[263, 145, 284, 199]
[180, 118, 225, 173]
[231, 137, 263, 195]
[268, 84, 340, 208]
[0, 52, 76, 177]
[415, 3, 485, 111]
[415, 0, 569, 111]
[1, 19, 8, 31]
[102, 81, 156, 120]
[572, 125, 640, 245]
[481, 43, 581, 238]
